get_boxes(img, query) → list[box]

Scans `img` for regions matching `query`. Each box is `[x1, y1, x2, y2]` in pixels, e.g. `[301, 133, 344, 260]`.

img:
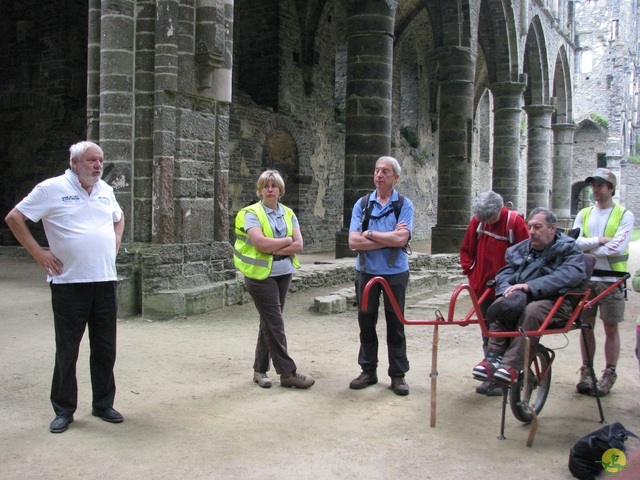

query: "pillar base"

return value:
[335, 229, 357, 259]
[431, 225, 467, 254]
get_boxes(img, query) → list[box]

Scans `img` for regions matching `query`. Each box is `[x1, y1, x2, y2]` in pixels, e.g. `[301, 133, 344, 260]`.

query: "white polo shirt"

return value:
[16, 169, 123, 284]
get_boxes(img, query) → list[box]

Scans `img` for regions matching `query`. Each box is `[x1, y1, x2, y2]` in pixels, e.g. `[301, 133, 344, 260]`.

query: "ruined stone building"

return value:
[572, 0, 640, 216]
[1, 0, 638, 318]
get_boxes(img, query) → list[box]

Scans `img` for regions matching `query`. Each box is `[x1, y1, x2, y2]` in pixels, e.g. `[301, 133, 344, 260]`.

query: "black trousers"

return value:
[355, 271, 410, 378]
[50, 281, 118, 416]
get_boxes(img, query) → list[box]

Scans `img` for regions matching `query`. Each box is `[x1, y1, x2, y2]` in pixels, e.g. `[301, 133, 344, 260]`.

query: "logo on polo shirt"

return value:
[98, 197, 111, 205]
[61, 195, 81, 203]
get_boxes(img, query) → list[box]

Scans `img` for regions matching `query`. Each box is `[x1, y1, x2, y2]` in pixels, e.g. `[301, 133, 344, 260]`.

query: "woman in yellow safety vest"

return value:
[233, 170, 315, 390]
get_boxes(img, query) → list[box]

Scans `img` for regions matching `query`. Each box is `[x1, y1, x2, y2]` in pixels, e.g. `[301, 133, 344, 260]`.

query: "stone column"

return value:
[87, 0, 101, 141]
[152, 0, 179, 244]
[195, 0, 234, 242]
[523, 104, 555, 213]
[99, 0, 135, 241]
[335, 0, 395, 258]
[551, 123, 576, 221]
[606, 136, 623, 203]
[430, 47, 476, 254]
[489, 81, 525, 207]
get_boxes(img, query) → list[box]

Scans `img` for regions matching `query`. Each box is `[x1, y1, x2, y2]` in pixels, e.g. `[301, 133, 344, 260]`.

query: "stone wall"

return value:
[621, 163, 640, 224]
[0, 0, 88, 245]
[229, 1, 346, 252]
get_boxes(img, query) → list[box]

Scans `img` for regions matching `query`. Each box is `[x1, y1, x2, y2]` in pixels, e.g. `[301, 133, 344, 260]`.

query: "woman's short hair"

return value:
[256, 170, 286, 198]
[472, 191, 503, 222]
[69, 141, 102, 167]
[376, 156, 402, 176]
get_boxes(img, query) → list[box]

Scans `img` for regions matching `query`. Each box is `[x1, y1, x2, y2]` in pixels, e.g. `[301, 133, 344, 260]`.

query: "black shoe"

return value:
[485, 380, 504, 397]
[50, 414, 74, 433]
[92, 407, 124, 423]
[391, 377, 409, 396]
[475, 380, 490, 394]
[349, 372, 378, 390]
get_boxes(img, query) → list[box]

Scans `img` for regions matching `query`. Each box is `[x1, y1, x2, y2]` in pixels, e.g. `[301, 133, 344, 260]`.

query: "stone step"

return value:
[312, 266, 467, 315]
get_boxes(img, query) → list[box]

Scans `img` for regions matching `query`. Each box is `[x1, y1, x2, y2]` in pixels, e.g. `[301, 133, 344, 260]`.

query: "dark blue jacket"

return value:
[495, 232, 587, 299]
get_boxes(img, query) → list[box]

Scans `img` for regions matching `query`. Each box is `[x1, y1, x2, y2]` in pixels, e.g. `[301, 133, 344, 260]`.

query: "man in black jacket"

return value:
[472, 207, 587, 384]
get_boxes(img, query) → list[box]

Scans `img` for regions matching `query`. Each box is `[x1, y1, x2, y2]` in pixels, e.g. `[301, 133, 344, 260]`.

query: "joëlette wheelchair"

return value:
[360, 253, 630, 447]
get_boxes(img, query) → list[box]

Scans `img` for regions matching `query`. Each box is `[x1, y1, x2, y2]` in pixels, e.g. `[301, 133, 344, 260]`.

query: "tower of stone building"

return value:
[572, 0, 640, 209]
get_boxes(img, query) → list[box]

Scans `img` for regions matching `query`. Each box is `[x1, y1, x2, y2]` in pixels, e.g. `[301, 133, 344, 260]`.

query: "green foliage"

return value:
[414, 149, 429, 167]
[334, 107, 345, 124]
[632, 227, 640, 242]
[400, 126, 420, 148]
[588, 112, 609, 128]
[628, 156, 640, 164]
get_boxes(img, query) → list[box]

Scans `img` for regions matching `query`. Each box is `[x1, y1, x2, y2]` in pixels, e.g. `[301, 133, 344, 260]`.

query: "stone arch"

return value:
[395, 0, 436, 43]
[255, 117, 311, 216]
[472, 87, 494, 195]
[394, 7, 435, 138]
[552, 45, 572, 124]
[571, 180, 591, 216]
[477, 0, 519, 84]
[523, 16, 551, 106]
[573, 117, 608, 182]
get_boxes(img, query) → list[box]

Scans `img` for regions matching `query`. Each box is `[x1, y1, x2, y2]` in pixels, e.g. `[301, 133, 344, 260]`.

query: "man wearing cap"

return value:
[572, 168, 635, 396]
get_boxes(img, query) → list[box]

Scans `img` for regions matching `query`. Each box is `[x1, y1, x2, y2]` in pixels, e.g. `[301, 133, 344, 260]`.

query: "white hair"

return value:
[69, 141, 102, 167]
[376, 156, 401, 175]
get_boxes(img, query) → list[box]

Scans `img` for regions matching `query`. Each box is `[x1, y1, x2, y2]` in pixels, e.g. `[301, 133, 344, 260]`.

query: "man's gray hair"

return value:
[528, 207, 557, 227]
[472, 191, 503, 222]
[69, 141, 102, 167]
[376, 156, 401, 175]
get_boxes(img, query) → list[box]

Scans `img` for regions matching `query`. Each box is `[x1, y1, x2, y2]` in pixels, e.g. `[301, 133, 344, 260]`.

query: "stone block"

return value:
[185, 283, 226, 316]
[143, 291, 186, 320]
[117, 274, 141, 317]
[314, 294, 347, 314]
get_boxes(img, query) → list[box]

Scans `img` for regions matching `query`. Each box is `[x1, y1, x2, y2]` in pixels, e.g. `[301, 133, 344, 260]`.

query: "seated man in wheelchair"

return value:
[472, 207, 588, 384]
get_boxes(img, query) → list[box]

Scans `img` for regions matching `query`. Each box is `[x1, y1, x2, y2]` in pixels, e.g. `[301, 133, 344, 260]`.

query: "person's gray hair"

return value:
[472, 191, 503, 222]
[69, 141, 102, 167]
[376, 156, 401, 175]
[528, 207, 556, 227]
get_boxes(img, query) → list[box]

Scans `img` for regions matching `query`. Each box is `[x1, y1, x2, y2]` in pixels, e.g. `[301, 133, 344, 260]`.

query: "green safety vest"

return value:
[580, 204, 629, 272]
[233, 202, 300, 280]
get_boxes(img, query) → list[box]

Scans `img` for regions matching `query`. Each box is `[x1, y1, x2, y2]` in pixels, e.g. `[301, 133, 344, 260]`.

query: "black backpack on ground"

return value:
[568, 422, 638, 479]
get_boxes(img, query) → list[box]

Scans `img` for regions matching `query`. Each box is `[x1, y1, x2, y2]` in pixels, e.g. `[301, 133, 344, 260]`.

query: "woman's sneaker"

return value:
[472, 353, 503, 380]
[280, 372, 315, 389]
[253, 371, 272, 388]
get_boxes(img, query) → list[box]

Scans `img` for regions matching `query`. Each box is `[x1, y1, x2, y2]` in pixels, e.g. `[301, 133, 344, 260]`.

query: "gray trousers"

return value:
[488, 297, 572, 370]
[245, 274, 297, 375]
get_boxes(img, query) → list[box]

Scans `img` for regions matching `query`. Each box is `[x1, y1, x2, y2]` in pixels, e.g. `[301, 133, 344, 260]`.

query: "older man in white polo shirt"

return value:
[5, 141, 125, 433]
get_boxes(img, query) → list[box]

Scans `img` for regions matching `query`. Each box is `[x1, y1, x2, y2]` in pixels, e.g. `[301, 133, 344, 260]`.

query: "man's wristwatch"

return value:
[367, 230, 373, 239]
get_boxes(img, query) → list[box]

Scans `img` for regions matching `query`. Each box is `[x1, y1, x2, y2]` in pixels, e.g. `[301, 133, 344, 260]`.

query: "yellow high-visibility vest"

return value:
[233, 202, 300, 280]
[581, 204, 628, 272]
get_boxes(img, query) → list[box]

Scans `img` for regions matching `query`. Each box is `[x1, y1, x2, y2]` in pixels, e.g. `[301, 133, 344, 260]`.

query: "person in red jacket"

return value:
[460, 191, 529, 395]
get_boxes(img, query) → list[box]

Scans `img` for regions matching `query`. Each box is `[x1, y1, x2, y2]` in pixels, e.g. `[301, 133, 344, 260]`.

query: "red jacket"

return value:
[460, 207, 530, 300]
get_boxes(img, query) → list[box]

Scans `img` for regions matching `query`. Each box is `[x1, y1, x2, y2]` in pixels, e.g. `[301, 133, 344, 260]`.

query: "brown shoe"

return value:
[593, 367, 617, 397]
[576, 365, 594, 395]
[349, 372, 378, 390]
[280, 372, 315, 389]
[253, 371, 272, 388]
[391, 377, 409, 396]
